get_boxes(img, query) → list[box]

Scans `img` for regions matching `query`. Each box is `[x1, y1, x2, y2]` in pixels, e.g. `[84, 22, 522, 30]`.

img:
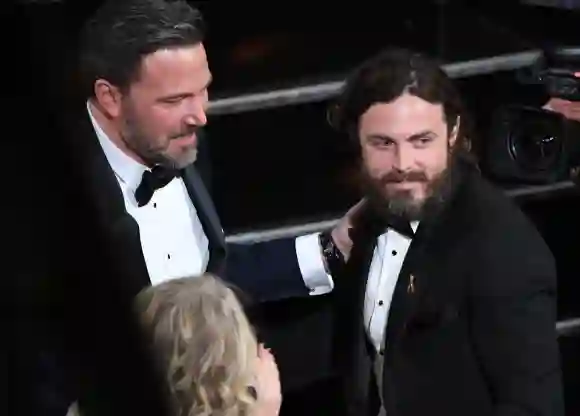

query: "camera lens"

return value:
[509, 118, 563, 172]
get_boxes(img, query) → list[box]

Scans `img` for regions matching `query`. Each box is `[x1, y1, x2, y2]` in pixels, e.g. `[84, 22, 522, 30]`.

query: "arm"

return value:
[225, 233, 333, 303]
[225, 200, 364, 302]
[470, 234, 564, 416]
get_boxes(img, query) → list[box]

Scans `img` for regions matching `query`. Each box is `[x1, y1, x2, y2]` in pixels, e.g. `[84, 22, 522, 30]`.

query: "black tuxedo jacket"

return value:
[62, 110, 309, 303]
[29, 108, 311, 416]
[332, 161, 564, 416]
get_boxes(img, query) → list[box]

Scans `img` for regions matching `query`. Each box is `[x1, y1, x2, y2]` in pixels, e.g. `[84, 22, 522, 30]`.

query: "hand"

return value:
[253, 344, 282, 416]
[543, 97, 580, 122]
[330, 198, 367, 262]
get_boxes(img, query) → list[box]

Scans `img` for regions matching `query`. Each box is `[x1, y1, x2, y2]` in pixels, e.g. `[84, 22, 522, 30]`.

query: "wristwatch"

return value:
[319, 231, 345, 274]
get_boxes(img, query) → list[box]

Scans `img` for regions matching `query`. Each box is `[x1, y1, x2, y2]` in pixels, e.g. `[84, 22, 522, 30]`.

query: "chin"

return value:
[386, 187, 422, 201]
[178, 153, 198, 168]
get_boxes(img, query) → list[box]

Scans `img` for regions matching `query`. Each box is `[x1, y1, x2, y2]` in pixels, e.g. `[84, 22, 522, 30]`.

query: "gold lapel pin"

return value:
[407, 274, 415, 294]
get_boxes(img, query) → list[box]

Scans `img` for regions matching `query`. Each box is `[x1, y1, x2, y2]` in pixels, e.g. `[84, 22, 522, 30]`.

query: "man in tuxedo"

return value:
[65, 0, 342, 302]
[317, 48, 564, 416]
[35, 1, 355, 415]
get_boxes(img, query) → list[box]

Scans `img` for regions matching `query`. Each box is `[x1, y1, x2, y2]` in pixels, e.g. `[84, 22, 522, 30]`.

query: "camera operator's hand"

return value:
[543, 97, 580, 122]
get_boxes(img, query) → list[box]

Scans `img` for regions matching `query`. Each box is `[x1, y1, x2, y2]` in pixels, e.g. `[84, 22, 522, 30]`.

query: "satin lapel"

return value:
[335, 234, 377, 346]
[333, 215, 385, 413]
[382, 223, 432, 347]
[67, 110, 151, 296]
[382, 164, 473, 352]
[180, 165, 226, 273]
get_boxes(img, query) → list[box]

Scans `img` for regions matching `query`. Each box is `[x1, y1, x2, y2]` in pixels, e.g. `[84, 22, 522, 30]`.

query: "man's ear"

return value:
[449, 116, 460, 147]
[93, 79, 123, 119]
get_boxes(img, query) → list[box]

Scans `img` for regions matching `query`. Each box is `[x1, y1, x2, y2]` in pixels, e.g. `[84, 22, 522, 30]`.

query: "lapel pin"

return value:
[407, 274, 415, 294]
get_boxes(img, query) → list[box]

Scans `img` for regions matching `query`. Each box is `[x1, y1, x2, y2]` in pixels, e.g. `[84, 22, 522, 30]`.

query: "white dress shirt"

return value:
[365, 222, 418, 352]
[369, 223, 418, 416]
[298, 222, 419, 416]
[88, 102, 329, 290]
[296, 222, 419, 349]
[89, 104, 209, 285]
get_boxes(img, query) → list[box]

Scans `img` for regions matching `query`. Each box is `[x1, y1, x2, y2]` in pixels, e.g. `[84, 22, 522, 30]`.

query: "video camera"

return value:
[519, 47, 580, 100]
[482, 47, 580, 185]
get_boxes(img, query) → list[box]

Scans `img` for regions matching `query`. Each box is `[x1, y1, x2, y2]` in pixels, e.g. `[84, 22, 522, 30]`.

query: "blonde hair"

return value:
[135, 274, 259, 416]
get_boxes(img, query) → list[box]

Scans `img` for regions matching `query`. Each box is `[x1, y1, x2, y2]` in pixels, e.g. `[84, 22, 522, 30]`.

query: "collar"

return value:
[389, 218, 419, 239]
[87, 101, 147, 192]
[410, 221, 420, 234]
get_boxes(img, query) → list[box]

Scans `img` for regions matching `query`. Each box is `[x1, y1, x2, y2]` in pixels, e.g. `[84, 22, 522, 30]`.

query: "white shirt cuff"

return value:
[295, 232, 334, 296]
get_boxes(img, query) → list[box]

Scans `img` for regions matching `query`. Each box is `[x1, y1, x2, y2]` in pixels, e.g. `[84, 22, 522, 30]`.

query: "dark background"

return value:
[9, 0, 580, 414]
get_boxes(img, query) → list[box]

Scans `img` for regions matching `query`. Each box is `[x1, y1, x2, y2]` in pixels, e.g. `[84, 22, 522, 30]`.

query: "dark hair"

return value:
[79, 0, 205, 98]
[329, 47, 474, 156]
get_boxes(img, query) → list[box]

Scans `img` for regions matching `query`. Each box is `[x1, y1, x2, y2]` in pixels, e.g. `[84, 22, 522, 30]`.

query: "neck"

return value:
[88, 99, 147, 166]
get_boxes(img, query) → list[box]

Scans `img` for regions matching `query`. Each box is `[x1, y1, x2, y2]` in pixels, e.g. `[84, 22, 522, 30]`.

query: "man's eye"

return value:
[370, 138, 393, 147]
[413, 137, 432, 146]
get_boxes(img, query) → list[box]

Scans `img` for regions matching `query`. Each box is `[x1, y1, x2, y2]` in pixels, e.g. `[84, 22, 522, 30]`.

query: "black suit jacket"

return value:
[63, 110, 309, 303]
[333, 161, 564, 416]
[30, 107, 311, 416]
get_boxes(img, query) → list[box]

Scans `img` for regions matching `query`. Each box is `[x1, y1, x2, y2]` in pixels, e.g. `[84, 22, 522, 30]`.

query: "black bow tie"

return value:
[351, 208, 415, 245]
[134, 165, 178, 207]
[386, 215, 415, 239]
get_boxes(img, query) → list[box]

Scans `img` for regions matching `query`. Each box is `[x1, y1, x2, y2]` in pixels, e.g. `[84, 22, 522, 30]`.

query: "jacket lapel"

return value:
[332, 209, 387, 415]
[382, 218, 435, 348]
[378, 165, 479, 416]
[181, 165, 226, 274]
[66, 110, 151, 297]
[382, 161, 475, 350]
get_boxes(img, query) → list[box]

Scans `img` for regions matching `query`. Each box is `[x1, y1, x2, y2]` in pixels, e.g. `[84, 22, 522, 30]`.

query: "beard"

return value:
[360, 154, 458, 222]
[120, 102, 199, 169]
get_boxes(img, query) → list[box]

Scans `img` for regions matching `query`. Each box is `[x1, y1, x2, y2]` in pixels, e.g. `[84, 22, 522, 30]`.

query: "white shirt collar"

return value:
[410, 221, 420, 233]
[87, 101, 146, 192]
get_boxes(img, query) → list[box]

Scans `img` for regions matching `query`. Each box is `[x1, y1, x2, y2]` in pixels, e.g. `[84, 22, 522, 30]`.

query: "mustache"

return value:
[379, 170, 428, 184]
[169, 125, 199, 140]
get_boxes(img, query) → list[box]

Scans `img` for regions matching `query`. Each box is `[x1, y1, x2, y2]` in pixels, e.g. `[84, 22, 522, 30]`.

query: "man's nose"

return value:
[393, 147, 414, 172]
[184, 99, 207, 127]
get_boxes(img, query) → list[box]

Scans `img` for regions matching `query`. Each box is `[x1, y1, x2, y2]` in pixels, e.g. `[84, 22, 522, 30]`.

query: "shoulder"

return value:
[464, 170, 546, 249]
[463, 172, 556, 290]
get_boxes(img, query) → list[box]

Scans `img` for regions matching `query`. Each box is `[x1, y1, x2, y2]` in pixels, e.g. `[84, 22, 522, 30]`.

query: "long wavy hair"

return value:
[328, 47, 477, 163]
[135, 274, 259, 416]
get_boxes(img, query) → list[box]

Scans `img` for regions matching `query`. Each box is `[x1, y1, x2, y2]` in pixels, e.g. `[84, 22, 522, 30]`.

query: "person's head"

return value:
[79, 0, 210, 169]
[329, 48, 473, 221]
[136, 274, 258, 416]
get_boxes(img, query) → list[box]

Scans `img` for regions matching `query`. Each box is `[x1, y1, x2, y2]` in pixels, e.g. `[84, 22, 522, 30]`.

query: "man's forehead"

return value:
[361, 98, 446, 135]
[136, 44, 209, 84]
[364, 95, 444, 120]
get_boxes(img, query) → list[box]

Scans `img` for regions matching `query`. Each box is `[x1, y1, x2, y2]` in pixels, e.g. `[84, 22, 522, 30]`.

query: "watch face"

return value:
[326, 243, 338, 259]
[323, 236, 334, 253]
[321, 232, 340, 262]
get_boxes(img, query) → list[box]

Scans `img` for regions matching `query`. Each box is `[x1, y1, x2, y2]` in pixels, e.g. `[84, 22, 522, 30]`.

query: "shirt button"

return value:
[167, 254, 171, 259]
[391, 250, 397, 256]
[378, 300, 384, 306]
[153, 203, 157, 208]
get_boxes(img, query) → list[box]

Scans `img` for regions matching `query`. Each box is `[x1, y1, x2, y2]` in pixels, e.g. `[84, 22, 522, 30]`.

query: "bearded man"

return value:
[318, 48, 564, 416]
